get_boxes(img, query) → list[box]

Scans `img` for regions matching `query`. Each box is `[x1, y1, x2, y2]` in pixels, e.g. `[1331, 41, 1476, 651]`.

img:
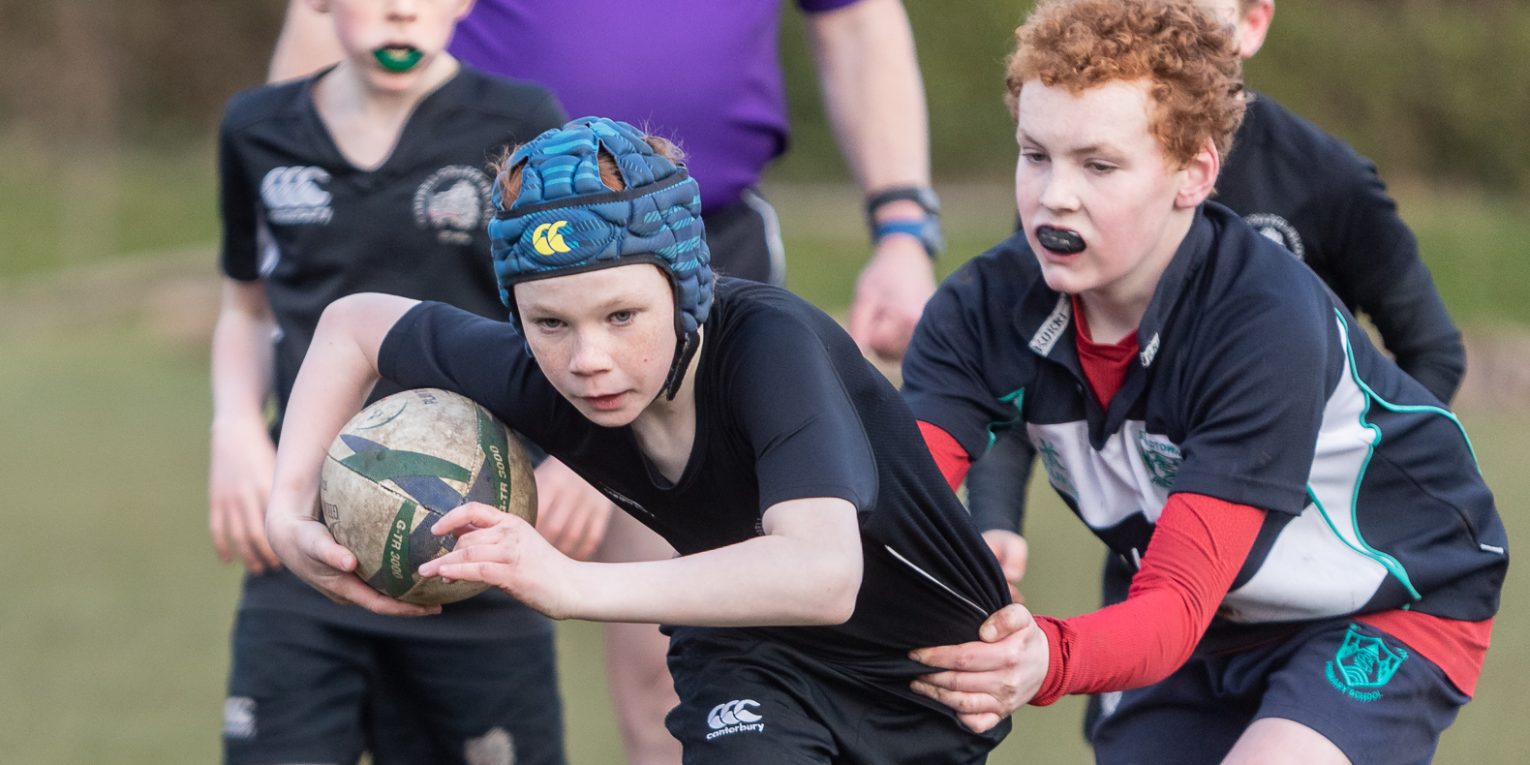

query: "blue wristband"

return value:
[873, 217, 943, 258]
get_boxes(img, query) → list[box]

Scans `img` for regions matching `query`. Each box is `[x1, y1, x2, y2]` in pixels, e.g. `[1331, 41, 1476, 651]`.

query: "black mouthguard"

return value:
[1037, 225, 1085, 254]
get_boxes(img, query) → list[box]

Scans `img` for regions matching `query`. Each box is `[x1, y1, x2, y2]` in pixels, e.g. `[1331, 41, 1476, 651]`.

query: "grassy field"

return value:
[2, 172, 1526, 762]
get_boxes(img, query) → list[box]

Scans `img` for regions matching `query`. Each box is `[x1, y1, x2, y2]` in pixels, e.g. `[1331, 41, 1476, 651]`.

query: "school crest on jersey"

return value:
[1243, 212, 1306, 261]
[1035, 437, 1077, 501]
[261, 166, 333, 225]
[413, 165, 493, 245]
[1325, 624, 1408, 702]
[1136, 431, 1183, 489]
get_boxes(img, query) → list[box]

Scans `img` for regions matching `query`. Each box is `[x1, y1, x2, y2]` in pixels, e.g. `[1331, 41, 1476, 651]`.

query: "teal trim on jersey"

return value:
[985, 388, 1025, 452]
[1331, 309, 1480, 468]
[1305, 487, 1422, 601]
[1305, 308, 1456, 602]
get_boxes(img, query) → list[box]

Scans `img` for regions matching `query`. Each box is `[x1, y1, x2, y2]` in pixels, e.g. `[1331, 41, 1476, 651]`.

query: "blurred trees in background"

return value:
[783, 0, 1530, 194]
[0, 0, 1524, 190]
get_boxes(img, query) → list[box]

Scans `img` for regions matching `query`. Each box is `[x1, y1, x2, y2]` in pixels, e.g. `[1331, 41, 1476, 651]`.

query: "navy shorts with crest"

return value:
[1089, 618, 1469, 765]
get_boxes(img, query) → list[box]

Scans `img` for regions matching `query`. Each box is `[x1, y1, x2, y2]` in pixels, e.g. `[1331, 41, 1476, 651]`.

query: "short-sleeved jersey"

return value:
[216, 66, 565, 638]
[379, 279, 1012, 706]
[448, 0, 857, 213]
[904, 203, 1506, 629]
[219, 66, 565, 427]
[1219, 93, 1464, 402]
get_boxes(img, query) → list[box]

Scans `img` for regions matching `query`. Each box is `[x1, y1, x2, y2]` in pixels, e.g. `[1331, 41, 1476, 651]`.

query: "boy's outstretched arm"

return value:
[909, 493, 1263, 732]
[263, 292, 438, 617]
[421, 496, 865, 626]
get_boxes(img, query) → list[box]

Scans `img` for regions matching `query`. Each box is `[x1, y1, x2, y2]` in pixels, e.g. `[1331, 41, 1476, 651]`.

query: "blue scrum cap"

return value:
[488, 116, 713, 336]
[487, 117, 714, 399]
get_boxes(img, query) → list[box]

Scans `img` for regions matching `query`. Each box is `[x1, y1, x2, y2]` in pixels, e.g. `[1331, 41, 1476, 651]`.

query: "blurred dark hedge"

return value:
[2, 1, 1525, 193]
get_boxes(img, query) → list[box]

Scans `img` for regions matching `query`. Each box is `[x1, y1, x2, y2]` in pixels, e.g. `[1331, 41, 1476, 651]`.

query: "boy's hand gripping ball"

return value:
[319, 388, 537, 605]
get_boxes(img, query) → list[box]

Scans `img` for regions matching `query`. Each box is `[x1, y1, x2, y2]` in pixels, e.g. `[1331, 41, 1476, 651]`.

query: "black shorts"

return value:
[223, 609, 565, 765]
[1089, 619, 1469, 765]
[704, 188, 785, 287]
[664, 630, 1007, 765]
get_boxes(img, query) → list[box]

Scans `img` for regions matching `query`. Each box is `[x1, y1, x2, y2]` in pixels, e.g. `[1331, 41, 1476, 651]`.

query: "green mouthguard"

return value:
[373, 47, 423, 73]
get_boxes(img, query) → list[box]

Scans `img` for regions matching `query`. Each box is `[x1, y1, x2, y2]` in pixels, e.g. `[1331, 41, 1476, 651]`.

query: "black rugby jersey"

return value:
[1219, 93, 1464, 402]
[379, 279, 1012, 708]
[217, 65, 565, 636]
[904, 203, 1505, 628]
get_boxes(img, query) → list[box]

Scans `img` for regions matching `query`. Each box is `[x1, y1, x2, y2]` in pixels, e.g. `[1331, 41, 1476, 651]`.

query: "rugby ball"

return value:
[319, 388, 536, 605]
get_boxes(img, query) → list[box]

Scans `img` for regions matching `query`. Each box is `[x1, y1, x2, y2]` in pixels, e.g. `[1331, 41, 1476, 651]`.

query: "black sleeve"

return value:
[901, 266, 1028, 460]
[378, 302, 567, 449]
[964, 428, 1035, 535]
[217, 101, 260, 281]
[723, 316, 879, 515]
[1326, 163, 1465, 403]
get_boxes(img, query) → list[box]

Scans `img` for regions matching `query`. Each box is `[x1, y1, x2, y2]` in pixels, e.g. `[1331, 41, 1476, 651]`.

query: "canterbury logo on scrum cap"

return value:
[531, 220, 572, 255]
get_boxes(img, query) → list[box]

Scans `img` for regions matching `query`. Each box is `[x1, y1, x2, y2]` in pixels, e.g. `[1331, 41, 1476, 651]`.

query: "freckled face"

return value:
[513, 264, 676, 428]
[1015, 79, 1191, 310]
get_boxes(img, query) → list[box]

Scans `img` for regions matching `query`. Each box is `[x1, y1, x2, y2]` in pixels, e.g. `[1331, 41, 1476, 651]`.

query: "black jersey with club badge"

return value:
[1218, 93, 1464, 402]
[379, 278, 1013, 713]
[217, 65, 565, 637]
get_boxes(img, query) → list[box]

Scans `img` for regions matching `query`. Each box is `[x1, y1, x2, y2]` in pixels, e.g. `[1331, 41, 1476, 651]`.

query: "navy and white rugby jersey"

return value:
[904, 202, 1506, 626]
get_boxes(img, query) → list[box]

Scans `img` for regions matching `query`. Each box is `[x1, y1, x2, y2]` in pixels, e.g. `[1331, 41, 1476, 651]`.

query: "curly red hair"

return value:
[1005, 0, 1247, 165]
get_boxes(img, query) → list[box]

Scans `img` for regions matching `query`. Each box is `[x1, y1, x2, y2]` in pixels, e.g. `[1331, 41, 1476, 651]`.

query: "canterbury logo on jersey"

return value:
[705, 699, 764, 740]
[261, 166, 333, 225]
[532, 220, 572, 255]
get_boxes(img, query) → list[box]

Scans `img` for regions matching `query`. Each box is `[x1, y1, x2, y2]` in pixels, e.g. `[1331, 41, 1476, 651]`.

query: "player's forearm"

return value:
[268, 294, 417, 516]
[964, 433, 1034, 534]
[1028, 494, 1263, 705]
[210, 281, 275, 428]
[809, 0, 930, 198]
[563, 501, 864, 626]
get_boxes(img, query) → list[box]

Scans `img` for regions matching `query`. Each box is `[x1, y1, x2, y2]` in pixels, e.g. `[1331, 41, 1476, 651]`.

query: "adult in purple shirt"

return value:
[268, 2, 940, 762]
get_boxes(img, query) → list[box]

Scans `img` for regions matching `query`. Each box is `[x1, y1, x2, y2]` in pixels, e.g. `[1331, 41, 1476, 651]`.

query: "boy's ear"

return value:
[304, 0, 330, 15]
[1175, 139, 1220, 209]
[1237, 1, 1275, 58]
[457, 0, 477, 22]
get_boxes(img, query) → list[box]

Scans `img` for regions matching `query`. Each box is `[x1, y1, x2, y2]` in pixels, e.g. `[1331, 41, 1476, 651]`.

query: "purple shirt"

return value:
[449, 0, 859, 212]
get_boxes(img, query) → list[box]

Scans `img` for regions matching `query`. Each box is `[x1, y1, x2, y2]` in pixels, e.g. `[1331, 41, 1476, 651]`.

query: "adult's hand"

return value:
[847, 235, 936, 361]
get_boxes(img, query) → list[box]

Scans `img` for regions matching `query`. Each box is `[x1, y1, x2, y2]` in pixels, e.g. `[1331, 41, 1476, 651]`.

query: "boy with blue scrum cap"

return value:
[265, 116, 1015, 764]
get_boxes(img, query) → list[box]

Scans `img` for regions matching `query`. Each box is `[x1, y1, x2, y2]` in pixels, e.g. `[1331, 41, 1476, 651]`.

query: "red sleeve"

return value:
[918, 420, 971, 491]
[1028, 493, 1264, 706]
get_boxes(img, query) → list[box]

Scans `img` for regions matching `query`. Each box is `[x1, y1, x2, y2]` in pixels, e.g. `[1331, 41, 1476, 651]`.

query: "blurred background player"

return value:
[901, 1, 1505, 762]
[966, 0, 1468, 626]
[209, 0, 566, 762]
[267, 2, 945, 762]
[263, 116, 1014, 765]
